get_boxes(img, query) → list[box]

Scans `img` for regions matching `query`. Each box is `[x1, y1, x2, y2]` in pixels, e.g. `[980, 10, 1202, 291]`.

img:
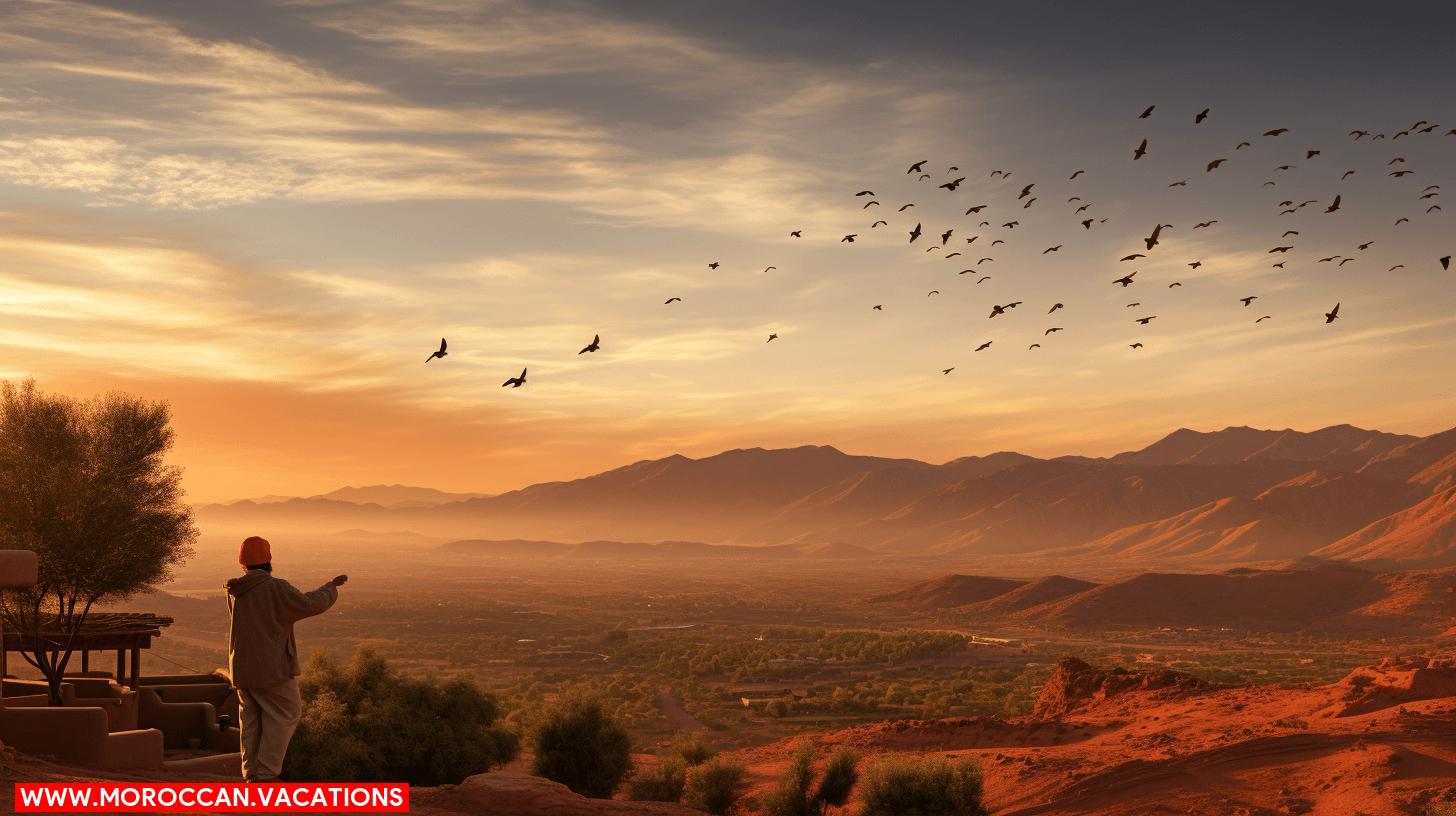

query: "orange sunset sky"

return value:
[3, 0, 1453, 503]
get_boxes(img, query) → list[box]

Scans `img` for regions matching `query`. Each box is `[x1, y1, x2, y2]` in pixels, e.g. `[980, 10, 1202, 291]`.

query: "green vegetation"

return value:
[285, 645, 519, 784]
[674, 731, 714, 766]
[858, 754, 986, 816]
[762, 745, 859, 816]
[529, 689, 635, 798]
[627, 759, 687, 803]
[684, 757, 747, 816]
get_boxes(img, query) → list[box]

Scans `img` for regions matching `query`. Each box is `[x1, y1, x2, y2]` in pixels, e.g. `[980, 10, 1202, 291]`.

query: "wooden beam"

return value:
[129, 645, 140, 690]
[81, 649, 89, 673]
[117, 648, 125, 684]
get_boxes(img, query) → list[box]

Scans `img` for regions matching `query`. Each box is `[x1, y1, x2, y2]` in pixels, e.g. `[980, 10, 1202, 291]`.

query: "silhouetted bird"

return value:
[665, 297, 681, 304]
[502, 368, 527, 387]
[1441, 256, 1452, 270]
[1395, 218, 1409, 224]
[1113, 271, 1137, 286]
[709, 262, 719, 269]
[1236, 141, 1251, 149]
[1139, 105, 1155, 118]
[1127, 303, 1140, 308]
[966, 205, 988, 213]
[1256, 316, 1272, 322]
[855, 190, 874, 196]
[945, 253, 961, 258]
[1120, 254, 1145, 261]
[863, 201, 879, 208]
[790, 230, 801, 237]
[979, 258, 994, 264]
[1189, 261, 1202, 269]
[1169, 179, 1188, 187]
[1169, 282, 1182, 287]
[941, 177, 966, 191]
[1264, 128, 1289, 136]
[1196, 108, 1209, 123]
[1275, 165, 1295, 171]
[1135, 316, 1156, 324]
[1272, 263, 1285, 268]
[1029, 344, 1040, 349]
[1282, 231, 1298, 237]
[1270, 246, 1292, 253]
[1318, 257, 1339, 263]
[1306, 150, 1320, 159]
[767, 334, 777, 342]
[1430, 205, 1443, 212]
[1134, 139, 1147, 160]
[1076, 205, 1090, 213]
[1339, 258, 1353, 265]
[1195, 221, 1217, 228]
[1207, 159, 1227, 171]
[1422, 193, 1440, 199]
[1046, 327, 1063, 334]
[842, 234, 857, 242]
[1144, 224, 1164, 250]
[907, 160, 928, 174]
[1358, 241, 1374, 250]
[1342, 171, 1356, 179]
[928, 290, 939, 296]
[872, 220, 887, 227]
[1389, 158, 1405, 165]
[1325, 304, 1340, 323]
[909, 223, 922, 243]
[941, 229, 954, 244]
[1023, 198, 1036, 208]
[899, 204, 915, 211]
[1350, 131, 1369, 139]
[1325, 196, 1341, 213]
[1043, 245, 1062, 254]
[977, 276, 991, 283]
[579, 335, 600, 354]
[1130, 343, 1143, 348]
[764, 267, 776, 272]
[1070, 170, 1086, 179]
[873, 305, 882, 310]
[1389, 265, 1404, 271]
[1019, 183, 1035, 199]
[1391, 171, 1414, 177]
[1241, 296, 1257, 306]
[1082, 219, 1093, 229]
[975, 342, 992, 351]
[943, 368, 954, 374]
[425, 338, 447, 362]
[1003, 222, 1019, 228]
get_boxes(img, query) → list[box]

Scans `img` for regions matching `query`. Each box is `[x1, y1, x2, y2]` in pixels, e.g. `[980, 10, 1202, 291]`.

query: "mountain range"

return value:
[196, 423, 1456, 569]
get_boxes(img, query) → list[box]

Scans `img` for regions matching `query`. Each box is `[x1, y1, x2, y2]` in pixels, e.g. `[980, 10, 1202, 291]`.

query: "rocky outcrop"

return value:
[412, 771, 700, 816]
[1323, 655, 1456, 717]
[1033, 657, 1216, 718]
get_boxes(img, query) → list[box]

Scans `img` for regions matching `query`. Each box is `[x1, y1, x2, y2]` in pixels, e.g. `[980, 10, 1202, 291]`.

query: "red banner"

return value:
[14, 783, 408, 812]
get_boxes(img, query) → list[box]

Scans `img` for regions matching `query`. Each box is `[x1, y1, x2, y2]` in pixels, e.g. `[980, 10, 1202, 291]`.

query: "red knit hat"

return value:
[239, 536, 271, 567]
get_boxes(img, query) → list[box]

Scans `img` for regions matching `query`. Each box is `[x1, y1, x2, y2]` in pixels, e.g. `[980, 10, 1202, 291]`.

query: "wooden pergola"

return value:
[1, 612, 174, 692]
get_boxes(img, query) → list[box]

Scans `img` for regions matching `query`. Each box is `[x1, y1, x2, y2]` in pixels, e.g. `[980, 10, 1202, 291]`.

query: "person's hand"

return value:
[332, 574, 348, 587]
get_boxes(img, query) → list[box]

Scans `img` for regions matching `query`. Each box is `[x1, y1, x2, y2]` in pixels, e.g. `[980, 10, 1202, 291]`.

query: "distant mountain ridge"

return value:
[196, 423, 1456, 570]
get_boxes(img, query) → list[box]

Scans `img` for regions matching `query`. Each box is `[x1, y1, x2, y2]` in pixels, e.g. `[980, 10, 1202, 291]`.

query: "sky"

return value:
[2, 0, 1454, 503]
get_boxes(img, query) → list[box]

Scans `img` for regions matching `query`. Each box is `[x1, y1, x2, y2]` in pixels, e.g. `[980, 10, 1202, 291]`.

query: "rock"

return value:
[1033, 657, 1216, 718]
[410, 771, 700, 816]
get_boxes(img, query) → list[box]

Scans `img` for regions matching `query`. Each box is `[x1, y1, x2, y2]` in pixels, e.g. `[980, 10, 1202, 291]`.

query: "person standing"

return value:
[225, 536, 346, 783]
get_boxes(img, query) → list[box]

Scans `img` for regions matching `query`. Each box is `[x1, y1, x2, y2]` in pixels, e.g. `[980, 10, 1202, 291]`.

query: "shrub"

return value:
[529, 689, 635, 798]
[628, 759, 687, 802]
[285, 646, 519, 784]
[1427, 804, 1456, 816]
[684, 757, 747, 816]
[675, 731, 715, 766]
[604, 628, 628, 642]
[766, 698, 791, 718]
[858, 754, 986, 816]
[763, 746, 860, 816]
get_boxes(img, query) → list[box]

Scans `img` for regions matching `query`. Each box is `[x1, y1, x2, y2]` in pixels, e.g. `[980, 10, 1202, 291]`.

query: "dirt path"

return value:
[658, 686, 705, 732]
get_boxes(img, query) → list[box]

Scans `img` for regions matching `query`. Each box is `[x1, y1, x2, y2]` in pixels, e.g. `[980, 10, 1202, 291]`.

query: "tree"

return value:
[762, 746, 860, 816]
[285, 646, 519, 784]
[530, 689, 635, 798]
[684, 757, 746, 816]
[858, 755, 986, 816]
[0, 380, 197, 706]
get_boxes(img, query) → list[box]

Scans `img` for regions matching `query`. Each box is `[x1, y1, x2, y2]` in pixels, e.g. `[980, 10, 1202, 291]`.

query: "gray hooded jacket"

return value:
[225, 570, 338, 689]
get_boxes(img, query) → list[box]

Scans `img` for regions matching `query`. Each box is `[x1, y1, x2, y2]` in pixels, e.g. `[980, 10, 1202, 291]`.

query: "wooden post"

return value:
[81, 649, 89, 673]
[117, 648, 125, 684]
[0, 550, 39, 711]
[130, 644, 140, 690]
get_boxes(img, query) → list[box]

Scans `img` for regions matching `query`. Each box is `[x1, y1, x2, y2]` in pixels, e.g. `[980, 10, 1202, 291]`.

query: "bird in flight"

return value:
[1298, 200, 1317, 208]
[1139, 105, 1155, 118]
[977, 276, 991, 283]
[1269, 246, 1293, 253]
[1029, 344, 1041, 350]
[1424, 186, 1440, 191]
[1418, 124, 1440, 133]
[1043, 245, 1062, 254]
[1196, 108, 1209, 123]
[1189, 261, 1202, 269]
[709, 262, 719, 269]
[1048, 304, 1064, 313]
[1169, 282, 1182, 287]
[945, 252, 961, 258]
[1263, 182, 1277, 187]
[1358, 241, 1374, 250]
[1046, 327, 1063, 334]
[1069, 170, 1086, 179]
[1282, 231, 1298, 237]
[764, 266, 776, 272]
[1130, 343, 1143, 349]
[988, 302, 1021, 318]
[502, 368, 527, 388]
[1429, 205, 1443, 212]
[1342, 171, 1356, 180]
[863, 201, 880, 208]
[1134, 139, 1148, 160]
[928, 290, 939, 296]
[1422, 193, 1440, 199]
[425, 338, 448, 363]
[840, 234, 857, 243]
[1235, 141, 1251, 149]
[790, 230, 801, 237]
[855, 190, 874, 196]
[907, 160, 928, 174]
[1207, 159, 1227, 172]
[899, 203, 915, 211]
[975, 342, 992, 351]
[966, 236, 978, 243]
[1240, 296, 1257, 306]
[1127, 303, 1140, 308]
[1325, 195, 1341, 213]
[990, 170, 1004, 177]
[1391, 171, 1415, 177]
[1325, 304, 1340, 323]
[1076, 205, 1090, 213]
[665, 297, 681, 304]
[872, 220, 887, 227]
[1339, 258, 1354, 265]
[909, 223, 922, 243]
[978, 257, 994, 264]
[943, 368, 954, 374]
[1003, 221, 1019, 228]
[1113, 271, 1137, 286]
[1135, 316, 1156, 324]
[1395, 218, 1409, 224]
[1264, 128, 1289, 136]
[1194, 221, 1217, 229]
[1350, 130, 1369, 139]
[872, 305, 882, 310]
[1144, 224, 1164, 250]
[1272, 262, 1286, 268]
[942, 229, 954, 244]
[1169, 179, 1189, 187]
[1389, 265, 1404, 271]
[1318, 256, 1340, 263]
[1393, 131, 1410, 140]
[1022, 198, 1036, 209]
[1441, 256, 1452, 270]
[767, 334, 778, 342]
[1256, 316, 1272, 323]
[1121, 254, 1146, 261]
[579, 335, 600, 354]
[1275, 165, 1295, 171]
[1082, 219, 1094, 229]
[1389, 158, 1406, 165]
[966, 205, 988, 214]
[1306, 150, 1320, 159]
[941, 177, 966, 191]
[919, 174, 931, 180]
[991, 240, 1004, 245]
[1019, 183, 1035, 199]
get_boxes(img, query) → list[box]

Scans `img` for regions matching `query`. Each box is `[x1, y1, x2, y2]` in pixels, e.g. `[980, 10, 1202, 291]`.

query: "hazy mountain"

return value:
[312, 484, 494, 507]
[955, 575, 1099, 616]
[1357, 427, 1456, 485]
[1106, 424, 1416, 468]
[1309, 486, 1456, 567]
[867, 574, 1027, 608]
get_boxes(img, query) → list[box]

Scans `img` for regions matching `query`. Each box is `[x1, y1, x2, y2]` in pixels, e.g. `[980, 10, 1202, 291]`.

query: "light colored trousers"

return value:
[238, 678, 301, 782]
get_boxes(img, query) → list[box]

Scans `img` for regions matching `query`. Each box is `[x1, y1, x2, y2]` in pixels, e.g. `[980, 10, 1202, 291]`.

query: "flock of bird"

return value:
[427, 106, 1451, 382]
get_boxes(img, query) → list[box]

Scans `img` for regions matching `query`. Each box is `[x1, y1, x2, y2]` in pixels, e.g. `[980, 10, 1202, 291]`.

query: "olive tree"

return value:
[0, 380, 197, 705]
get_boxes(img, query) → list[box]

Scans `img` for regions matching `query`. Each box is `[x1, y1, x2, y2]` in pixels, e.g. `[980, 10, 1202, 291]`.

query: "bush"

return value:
[858, 755, 986, 816]
[684, 757, 746, 816]
[530, 689, 635, 798]
[1427, 804, 1456, 816]
[628, 759, 687, 802]
[285, 646, 519, 784]
[762, 746, 860, 816]
[675, 731, 715, 766]
[766, 699, 791, 718]
[604, 628, 628, 642]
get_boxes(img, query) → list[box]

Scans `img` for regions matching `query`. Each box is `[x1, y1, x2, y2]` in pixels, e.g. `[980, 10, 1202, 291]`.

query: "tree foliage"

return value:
[285, 645, 520, 784]
[762, 745, 860, 816]
[627, 759, 687, 803]
[858, 754, 986, 816]
[683, 757, 746, 816]
[0, 380, 196, 705]
[529, 688, 635, 798]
